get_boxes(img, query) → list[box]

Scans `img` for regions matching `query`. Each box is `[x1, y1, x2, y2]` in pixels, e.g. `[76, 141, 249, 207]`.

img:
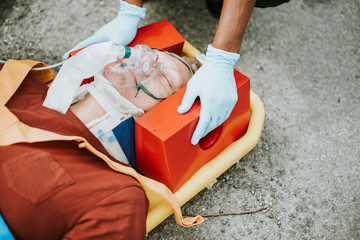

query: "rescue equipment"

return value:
[0, 20, 265, 234]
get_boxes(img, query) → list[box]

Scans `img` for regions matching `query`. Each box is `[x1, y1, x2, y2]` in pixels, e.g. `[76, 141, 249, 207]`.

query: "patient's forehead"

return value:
[104, 49, 188, 75]
[154, 50, 191, 80]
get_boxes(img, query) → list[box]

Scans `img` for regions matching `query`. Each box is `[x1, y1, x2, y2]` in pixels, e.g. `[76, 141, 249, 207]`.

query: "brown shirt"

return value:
[0, 67, 148, 239]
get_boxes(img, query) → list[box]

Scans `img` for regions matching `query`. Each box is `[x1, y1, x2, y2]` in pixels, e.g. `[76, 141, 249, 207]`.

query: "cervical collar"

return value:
[80, 75, 144, 166]
[43, 41, 123, 114]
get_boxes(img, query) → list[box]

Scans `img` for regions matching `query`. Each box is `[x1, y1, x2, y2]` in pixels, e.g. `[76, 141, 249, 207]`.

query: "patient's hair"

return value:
[182, 56, 201, 73]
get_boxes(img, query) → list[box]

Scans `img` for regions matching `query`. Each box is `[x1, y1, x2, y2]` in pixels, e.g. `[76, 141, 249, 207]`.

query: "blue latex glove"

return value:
[0, 214, 15, 240]
[63, 0, 147, 59]
[177, 44, 240, 145]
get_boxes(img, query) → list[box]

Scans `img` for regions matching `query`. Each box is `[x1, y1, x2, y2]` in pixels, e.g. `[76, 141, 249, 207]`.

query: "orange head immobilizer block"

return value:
[135, 70, 250, 192]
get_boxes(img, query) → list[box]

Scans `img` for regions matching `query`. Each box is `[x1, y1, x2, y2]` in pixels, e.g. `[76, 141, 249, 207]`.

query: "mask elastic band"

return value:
[135, 81, 167, 100]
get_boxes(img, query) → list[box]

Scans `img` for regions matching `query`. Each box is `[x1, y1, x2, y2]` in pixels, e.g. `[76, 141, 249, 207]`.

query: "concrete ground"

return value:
[1, 0, 359, 239]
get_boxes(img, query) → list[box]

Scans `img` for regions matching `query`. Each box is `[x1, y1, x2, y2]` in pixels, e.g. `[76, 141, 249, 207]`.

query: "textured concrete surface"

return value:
[1, 0, 359, 239]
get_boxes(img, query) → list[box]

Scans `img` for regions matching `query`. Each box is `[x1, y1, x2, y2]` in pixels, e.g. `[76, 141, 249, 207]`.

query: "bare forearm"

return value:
[212, 0, 256, 53]
[124, 0, 143, 7]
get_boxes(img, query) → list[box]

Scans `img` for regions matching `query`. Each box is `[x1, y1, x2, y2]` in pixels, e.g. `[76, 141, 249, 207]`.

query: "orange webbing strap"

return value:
[0, 59, 53, 105]
[0, 59, 204, 227]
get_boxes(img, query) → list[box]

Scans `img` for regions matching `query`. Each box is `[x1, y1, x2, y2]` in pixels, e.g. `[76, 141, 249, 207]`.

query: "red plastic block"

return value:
[129, 19, 184, 56]
[135, 70, 250, 192]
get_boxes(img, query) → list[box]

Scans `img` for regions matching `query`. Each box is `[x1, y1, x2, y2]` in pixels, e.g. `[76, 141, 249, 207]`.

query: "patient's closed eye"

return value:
[163, 74, 172, 88]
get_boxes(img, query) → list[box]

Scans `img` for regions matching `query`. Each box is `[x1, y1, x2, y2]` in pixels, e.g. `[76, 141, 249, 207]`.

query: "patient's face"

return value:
[103, 50, 191, 112]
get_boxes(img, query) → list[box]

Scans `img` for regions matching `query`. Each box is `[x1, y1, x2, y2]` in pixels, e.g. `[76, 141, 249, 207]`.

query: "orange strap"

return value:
[0, 59, 203, 227]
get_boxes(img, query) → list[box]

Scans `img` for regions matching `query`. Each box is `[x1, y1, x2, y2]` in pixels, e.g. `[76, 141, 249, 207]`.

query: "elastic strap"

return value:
[136, 81, 167, 100]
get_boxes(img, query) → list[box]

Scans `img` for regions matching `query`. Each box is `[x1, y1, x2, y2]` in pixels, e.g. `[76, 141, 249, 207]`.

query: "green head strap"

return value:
[135, 81, 167, 100]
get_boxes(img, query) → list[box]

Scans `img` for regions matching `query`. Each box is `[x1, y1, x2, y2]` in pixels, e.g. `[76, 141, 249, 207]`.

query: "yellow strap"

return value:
[0, 59, 53, 105]
[0, 59, 204, 227]
[0, 60, 36, 104]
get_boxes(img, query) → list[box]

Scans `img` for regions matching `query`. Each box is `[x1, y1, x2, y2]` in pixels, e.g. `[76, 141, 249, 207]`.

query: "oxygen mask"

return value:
[43, 41, 191, 114]
[97, 44, 171, 100]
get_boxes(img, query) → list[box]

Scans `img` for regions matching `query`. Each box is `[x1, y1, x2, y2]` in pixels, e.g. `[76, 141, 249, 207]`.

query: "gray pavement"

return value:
[1, 0, 359, 239]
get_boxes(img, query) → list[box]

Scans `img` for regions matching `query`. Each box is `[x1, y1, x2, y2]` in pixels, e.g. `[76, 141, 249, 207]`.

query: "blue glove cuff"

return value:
[205, 44, 240, 67]
[119, 0, 147, 21]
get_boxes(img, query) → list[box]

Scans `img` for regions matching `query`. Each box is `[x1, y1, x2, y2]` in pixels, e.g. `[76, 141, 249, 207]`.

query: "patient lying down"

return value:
[70, 47, 197, 166]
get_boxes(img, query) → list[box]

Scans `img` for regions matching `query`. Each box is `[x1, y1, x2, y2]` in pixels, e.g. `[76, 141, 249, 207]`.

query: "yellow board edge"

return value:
[146, 90, 265, 232]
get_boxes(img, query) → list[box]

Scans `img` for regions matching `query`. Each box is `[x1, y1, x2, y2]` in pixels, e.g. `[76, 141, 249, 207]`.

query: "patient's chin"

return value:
[128, 96, 161, 113]
[141, 100, 161, 112]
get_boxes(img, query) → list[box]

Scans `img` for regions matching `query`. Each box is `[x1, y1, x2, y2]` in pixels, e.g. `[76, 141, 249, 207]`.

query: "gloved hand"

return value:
[177, 44, 240, 145]
[63, 0, 147, 59]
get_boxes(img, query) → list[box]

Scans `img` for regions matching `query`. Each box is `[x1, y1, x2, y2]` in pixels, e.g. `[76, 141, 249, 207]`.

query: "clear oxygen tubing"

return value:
[0, 45, 137, 71]
[43, 42, 142, 114]
[0, 59, 65, 70]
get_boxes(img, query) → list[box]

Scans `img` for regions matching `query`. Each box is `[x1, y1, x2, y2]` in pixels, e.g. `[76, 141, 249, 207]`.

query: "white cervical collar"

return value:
[43, 41, 123, 114]
[78, 75, 144, 164]
[41, 41, 145, 164]
[91, 73, 144, 119]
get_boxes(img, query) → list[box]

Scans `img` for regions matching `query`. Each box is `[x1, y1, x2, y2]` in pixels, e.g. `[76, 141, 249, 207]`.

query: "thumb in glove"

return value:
[178, 44, 240, 145]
